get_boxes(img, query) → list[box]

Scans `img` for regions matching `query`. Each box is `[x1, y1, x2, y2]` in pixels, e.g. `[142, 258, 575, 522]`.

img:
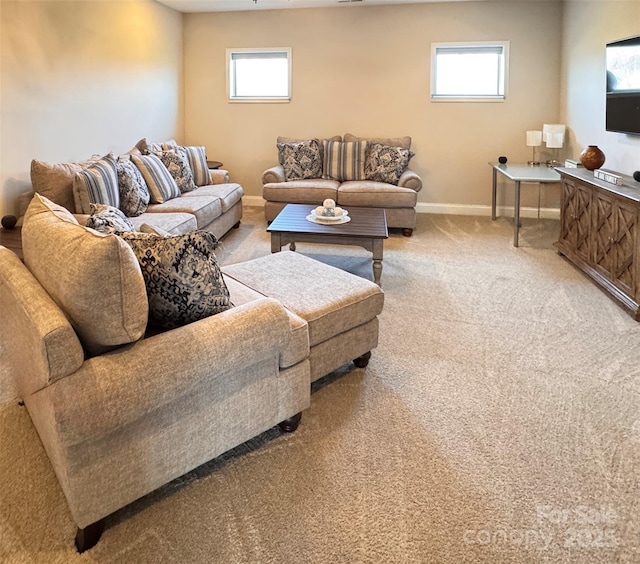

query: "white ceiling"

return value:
[155, 0, 469, 13]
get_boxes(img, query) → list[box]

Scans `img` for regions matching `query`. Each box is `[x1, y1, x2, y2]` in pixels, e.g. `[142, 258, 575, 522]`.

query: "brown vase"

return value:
[579, 145, 606, 171]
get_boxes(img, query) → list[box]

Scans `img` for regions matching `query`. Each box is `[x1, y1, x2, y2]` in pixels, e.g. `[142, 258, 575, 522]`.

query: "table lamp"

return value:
[526, 130, 542, 166]
[543, 124, 566, 167]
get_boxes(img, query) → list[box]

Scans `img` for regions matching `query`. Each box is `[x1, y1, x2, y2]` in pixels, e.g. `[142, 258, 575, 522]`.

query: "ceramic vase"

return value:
[579, 145, 606, 171]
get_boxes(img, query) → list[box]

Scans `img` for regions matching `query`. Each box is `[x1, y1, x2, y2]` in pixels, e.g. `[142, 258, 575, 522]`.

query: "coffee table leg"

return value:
[271, 233, 282, 253]
[289, 242, 296, 252]
[372, 239, 383, 286]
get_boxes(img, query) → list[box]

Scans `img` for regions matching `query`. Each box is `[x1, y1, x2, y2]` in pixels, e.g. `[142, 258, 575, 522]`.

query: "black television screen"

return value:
[606, 35, 640, 136]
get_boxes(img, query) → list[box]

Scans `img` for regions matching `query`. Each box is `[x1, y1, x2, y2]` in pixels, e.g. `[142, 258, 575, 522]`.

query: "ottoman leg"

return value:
[353, 351, 372, 368]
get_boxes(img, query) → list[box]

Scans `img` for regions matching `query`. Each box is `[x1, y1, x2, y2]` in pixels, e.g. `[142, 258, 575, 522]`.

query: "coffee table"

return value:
[267, 204, 388, 285]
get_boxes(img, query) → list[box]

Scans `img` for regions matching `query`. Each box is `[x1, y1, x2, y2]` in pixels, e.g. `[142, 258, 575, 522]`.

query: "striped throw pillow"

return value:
[131, 154, 181, 203]
[322, 140, 368, 182]
[181, 146, 210, 186]
[73, 153, 119, 213]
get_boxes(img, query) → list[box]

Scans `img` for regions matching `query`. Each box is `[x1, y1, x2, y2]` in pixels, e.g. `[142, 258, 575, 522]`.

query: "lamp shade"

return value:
[526, 130, 543, 147]
[543, 124, 566, 148]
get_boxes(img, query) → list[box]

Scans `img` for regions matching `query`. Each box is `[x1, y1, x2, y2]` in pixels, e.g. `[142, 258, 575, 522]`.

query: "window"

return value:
[431, 42, 509, 101]
[227, 48, 291, 102]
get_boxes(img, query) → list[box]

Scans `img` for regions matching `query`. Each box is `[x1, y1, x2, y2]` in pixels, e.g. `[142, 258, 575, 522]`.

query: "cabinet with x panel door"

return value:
[556, 167, 640, 320]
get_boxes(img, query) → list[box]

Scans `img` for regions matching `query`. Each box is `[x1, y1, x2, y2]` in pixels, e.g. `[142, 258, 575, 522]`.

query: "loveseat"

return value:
[0, 193, 383, 552]
[262, 134, 423, 236]
[15, 138, 244, 240]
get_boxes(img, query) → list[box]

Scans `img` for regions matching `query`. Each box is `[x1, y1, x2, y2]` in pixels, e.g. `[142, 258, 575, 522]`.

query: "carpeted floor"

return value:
[1, 208, 639, 563]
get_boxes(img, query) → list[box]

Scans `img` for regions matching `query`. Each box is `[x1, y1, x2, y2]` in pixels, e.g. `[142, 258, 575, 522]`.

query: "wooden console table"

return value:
[555, 167, 640, 320]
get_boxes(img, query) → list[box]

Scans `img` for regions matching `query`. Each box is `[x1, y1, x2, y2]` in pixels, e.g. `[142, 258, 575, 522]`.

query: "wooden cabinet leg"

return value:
[353, 351, 371, 368]
[278, 412, 302, 433]
[75, 518, 105, 553]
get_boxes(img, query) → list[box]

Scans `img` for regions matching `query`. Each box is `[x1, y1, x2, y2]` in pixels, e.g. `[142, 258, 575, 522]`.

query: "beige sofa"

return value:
[16, 150, 244, 241]
[0, 194, 383, 552]
[262, 134, 423, 236]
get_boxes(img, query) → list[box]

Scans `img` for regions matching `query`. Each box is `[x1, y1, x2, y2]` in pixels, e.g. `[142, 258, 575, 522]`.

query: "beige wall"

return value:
[0, 0, 183, 401]
[561, 1, 640, 176]
[0, 0, 184, 218]
[184, 1, 564, 214]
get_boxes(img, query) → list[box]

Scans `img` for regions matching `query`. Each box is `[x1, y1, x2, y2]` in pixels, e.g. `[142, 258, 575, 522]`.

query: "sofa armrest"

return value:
[398, 169, 423, 193]
[262, 165, 286, 184]
[44, 298, 294, 446]
[209, 169, 230, 184]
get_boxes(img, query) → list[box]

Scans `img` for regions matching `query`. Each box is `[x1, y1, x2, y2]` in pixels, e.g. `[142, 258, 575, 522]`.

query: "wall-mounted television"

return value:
[606, 35, 640, 136]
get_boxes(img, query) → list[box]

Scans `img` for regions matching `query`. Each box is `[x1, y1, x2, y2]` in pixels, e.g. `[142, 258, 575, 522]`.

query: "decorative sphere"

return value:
[579, 145, 606, 171]
[1, 215, 17, 229]
[322, 198, 335, 209]
[633, 171, 640, 183]
[498, 156, 508, 164]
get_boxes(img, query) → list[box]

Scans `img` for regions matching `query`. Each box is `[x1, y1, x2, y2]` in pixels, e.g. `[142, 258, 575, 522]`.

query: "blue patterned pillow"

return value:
[322, 140, 368, 181]
[119, 230, 233, 329]
[364, 142, 415, 185]
[159, 150, 196, 193]
[86, 203, 135, 234]
[73, 153, 119, 212]
[131, 154, 181, 203]
[117, 156, 150, 217]
[277, 139, 322, 181]
[182, 146, 210, 186]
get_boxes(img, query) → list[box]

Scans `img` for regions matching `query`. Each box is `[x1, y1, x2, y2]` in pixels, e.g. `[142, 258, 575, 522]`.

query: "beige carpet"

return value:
[1, 208, 639, 563]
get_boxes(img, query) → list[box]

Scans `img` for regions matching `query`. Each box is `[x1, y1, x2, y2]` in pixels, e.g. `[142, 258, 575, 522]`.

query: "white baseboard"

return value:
[415, 202, 560, 220]
[243, 197, 559, 220]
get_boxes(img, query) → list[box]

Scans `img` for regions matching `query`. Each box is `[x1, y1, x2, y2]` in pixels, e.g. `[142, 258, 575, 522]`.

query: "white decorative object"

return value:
[307, 213, 351, 225]
[526, 130, 543, 165]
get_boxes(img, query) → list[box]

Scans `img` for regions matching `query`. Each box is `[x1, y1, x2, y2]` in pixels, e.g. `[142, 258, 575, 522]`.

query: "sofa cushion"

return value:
[344, 133, 412, 150]
[277, 139, 322, 181]
[146, 195, 222, 229]
[364, 142, 415, 185]
[22, 194, 148, 355]
[119, 230, 232, 330]
[158, 150, 197, 193]
[337, 181, 419, 208]
[31, 156, 102, 213]
[117, 155, 150, 217]
[135, 138, 178, 154]
[263, 179, 339, 204]
[182, 146, 210, 187]
[222, 251, 384, 348]
[322, 140, 368, 182]
[131, 154, 181, 204]
[180, 183, 243, 213]
[129, 212, 198, 235]
[85, 203, 135, 234]
[277, 135, 341, 162]
[72, 153, 120, 214]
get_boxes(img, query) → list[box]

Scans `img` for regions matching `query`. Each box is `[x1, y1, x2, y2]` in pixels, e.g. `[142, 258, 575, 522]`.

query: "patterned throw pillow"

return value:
[158, 150, 196, 193]
[181, 146, 210, 187]
[117, 156, 150, 217]
[131, 154, 181, 203]
[119, 230, 233, 330]
[86, 203, 135, 234]
[364, 142, 415, 185]
[73, 153, 119, 213]
[277, 139, 322, 181]
[322, 140, 368, 182]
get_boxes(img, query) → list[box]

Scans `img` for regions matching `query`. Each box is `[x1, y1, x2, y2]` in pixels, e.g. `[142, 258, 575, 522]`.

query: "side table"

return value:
[0, 227, 23, 261]
[207, 160, 223, 170]
[489, 162, 561, 247]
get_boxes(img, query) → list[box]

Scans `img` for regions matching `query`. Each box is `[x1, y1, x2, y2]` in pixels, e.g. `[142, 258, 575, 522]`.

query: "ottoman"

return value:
[222, 251, 384, 383]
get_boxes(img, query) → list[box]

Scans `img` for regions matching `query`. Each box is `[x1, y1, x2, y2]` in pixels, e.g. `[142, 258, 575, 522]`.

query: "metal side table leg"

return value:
[514, 180, 521, 247]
